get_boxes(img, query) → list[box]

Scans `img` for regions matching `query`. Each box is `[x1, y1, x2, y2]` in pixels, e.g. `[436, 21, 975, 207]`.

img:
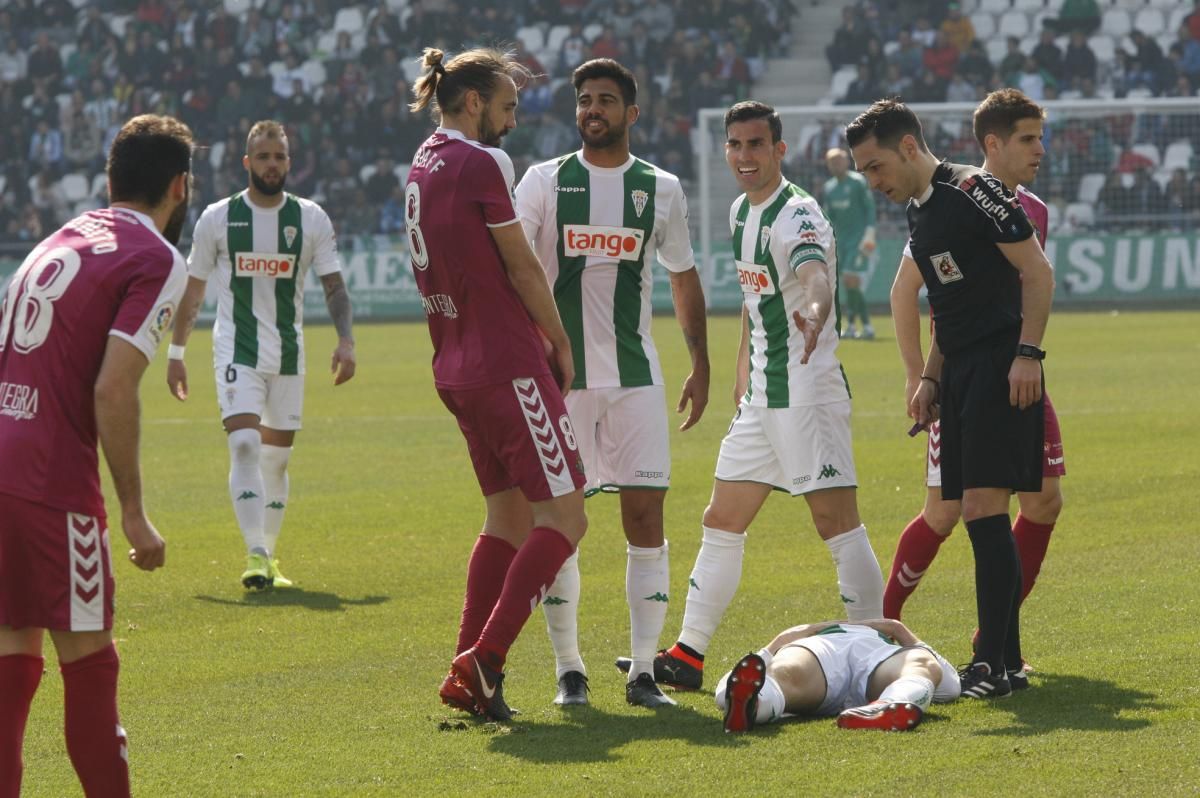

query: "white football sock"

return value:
[678, 526, 746, 655]
[878, 675, 935, 712]
[626, 540, 669, 681]
[227, 428, 266, 555]
[543, 550, 585, 677]
[714, 672, 787, 725]
[824, 524, 884, 621]
[260, 444, 291, 558]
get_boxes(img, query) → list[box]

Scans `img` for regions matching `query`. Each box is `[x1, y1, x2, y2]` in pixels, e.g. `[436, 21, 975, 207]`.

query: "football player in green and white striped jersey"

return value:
[515, 59, 709, 709]
[167, 120, 357, 590]
[646, 102, 884, 692]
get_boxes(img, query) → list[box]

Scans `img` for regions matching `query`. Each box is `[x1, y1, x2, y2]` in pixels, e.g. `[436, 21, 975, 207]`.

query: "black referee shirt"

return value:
[906, 161, 1035, 356]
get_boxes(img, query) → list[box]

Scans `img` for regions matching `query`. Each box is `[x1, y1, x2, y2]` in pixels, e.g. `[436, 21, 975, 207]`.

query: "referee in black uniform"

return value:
[845, 99, 1054, 699]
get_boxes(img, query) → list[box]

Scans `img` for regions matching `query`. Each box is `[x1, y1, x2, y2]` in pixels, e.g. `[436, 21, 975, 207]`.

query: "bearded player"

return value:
[168, 120, 357, 591]
[0, 114, 191, 798]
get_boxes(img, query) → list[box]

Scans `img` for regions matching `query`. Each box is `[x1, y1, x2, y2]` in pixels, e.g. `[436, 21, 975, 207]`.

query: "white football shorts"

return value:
[714, 401, 857, 495]
[215, 363, 304, 430]
[565, 385, 670, 495]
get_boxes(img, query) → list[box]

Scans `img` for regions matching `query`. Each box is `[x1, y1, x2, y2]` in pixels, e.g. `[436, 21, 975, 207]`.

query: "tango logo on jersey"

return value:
[283, 225, 297, 248]
[0, 381, 39, 421]
[235, 252, 296, 278]
[562, 225, 645, 261]
[735, 259, 776, 295]
[930, 251, 964, 284]
[631, 189, 649, 218]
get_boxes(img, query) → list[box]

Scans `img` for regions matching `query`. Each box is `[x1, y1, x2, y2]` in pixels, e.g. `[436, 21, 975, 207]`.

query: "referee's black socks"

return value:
[965, 515, 1023, 673]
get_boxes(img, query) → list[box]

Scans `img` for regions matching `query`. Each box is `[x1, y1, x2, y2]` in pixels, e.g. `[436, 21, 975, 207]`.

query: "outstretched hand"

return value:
[792, 311, 821, 364]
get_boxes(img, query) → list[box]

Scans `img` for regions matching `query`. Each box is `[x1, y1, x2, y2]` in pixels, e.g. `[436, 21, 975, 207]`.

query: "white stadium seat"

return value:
[108, 14, 129, 38]
[1163, 141, 1194, 172]
[998, 11, 1030, 38]
[1131, 143, 1161, 168]
[1065, 202, 1095, 228]
[986, 39, 1008, 63]
[516, 25, 544, 54]
[1167, 8, 1189, 33]
[61, 173, 90, 203]
[582, 23, 602, 41]
[883, 40, 900, 56]
[1133, 8, 1166, 37]
[224, 0, 251, 14]
[302, 59, 326, 87]
[1152, 0, 1180, 8]
[979, 0, 1009, 15]
[1013, 0, 1042, 12]
[334, 7, 364, 35]
[829, 66, 856, 100]
[1152, 169, 1172, 191]
[267, 60, 286, 79]
[402, 58, 423, 83]
[393, 162, 410, 183]
[90, 172, 107, 199]
[1100, 10, 1130, 38]
[386, 0, 410, 11]
[359, 164, 377, 184]
[970, 12, 995, 40]
[316, 31, 337, 55]
[208, 140, 225, 170]
[1088, 35, 1115, 63]
[545, 25, 570, 55]
[1077, 172, 1106, 204]
[1045, 201, 1061, 234]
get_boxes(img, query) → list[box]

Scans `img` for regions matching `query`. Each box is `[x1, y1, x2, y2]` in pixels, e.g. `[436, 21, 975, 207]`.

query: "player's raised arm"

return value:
[490, 221, 575, 394]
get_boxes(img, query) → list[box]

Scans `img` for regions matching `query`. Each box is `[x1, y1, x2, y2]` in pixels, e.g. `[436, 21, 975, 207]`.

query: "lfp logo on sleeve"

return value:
[235, 253, 297, 278]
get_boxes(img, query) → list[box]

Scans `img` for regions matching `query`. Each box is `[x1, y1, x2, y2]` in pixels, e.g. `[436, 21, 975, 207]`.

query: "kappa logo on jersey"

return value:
[631, 189, 649, 218]
[283, 225, 298, 248]
[759, 225, 771, 252]
[930, 251, 964, 284]
[562, 224, 645, 261]
[736, 259, 776, 295]
[235, 252, 296, 278]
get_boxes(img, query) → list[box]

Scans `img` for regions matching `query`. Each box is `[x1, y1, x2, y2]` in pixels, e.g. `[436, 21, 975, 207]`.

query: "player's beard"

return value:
[251, 170, 288, 196]
[163, 183, 189, 246]
[578, 116, 626, 150]
[479, 115, 508, 148]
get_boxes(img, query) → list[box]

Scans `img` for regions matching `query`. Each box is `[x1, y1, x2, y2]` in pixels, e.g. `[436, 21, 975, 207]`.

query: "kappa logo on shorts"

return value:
[930, 251, 964, 284]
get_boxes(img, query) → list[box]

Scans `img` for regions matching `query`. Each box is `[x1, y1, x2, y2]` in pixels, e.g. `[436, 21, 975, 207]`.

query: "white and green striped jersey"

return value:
[187, 191, 341, 375]
[515, 151, 694, 389]
[731, 179, 850, 408]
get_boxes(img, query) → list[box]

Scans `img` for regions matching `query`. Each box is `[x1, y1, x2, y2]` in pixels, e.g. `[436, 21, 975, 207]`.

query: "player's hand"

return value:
[792, 310, 821, 364]
[1008, 357, 1042, 409]
[123, 512, 165, 572]
[904, 374, 921, 421]
[166, 358, 188, 401]
[676, 366, 710, 431]
[911, 378, 939, 428]
[331, 339, 356, 385]
[550, 339, 575, 397]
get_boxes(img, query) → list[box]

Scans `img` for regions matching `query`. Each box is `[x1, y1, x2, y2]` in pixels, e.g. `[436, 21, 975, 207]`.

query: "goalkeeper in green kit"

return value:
[823, 148, 876, 340]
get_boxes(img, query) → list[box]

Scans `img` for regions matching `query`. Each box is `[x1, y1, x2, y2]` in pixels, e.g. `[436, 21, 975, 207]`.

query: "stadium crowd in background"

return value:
[0, 0, 795, 244]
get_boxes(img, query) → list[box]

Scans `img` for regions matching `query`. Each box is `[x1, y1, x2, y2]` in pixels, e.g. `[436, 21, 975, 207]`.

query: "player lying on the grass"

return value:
[715, 618, 960, 733]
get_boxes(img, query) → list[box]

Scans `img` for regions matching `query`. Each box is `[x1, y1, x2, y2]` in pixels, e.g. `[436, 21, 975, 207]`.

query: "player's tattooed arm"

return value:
[321, 272, 356, 385]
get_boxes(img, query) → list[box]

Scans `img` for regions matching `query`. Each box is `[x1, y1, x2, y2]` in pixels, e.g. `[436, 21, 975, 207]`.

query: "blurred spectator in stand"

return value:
[343, 188, 378, 236]
[559, 22, 587, 72]
[624, 21, 660, 73]
[636, 0, 676, 44]
[1128, 167, 1165, 227]
[889, 29, 924, 80]
[840, 60, 881, 105]
[939, 2, 975, 54]
[1127, 30, 1166, 94]
[908, 67, 948, 102]
[62, 91, 101, 171]
[715, 40, 752, 100]
[1096, 172, 1130, 227]
[1014, 55, 1057, 101]
[923, 29, 959, 82]
[323, 157, 360, 210]
[364, 152, 399, 206]
[998, 37, 1025, 79]
[590, 25, 621, 60]
[882, 62, 912, 97]
[379, 183, 406, 235]
[959, 40, 992, 87]
[1046, 0, 1100, 36]
[1032, 29, 1064, 85]
[28, 119, 63, 175]
[1163, 168, 1191, 230]
[0, 37, 27, 85]
[828, 7, 871, 71]
[1062, 30, 1097, 90]
[946, 72, 977, 102]
[27, 32, 63, 92]
[911, 17, 936, 48]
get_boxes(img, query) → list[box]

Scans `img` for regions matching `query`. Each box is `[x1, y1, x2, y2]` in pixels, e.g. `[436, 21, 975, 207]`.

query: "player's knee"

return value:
[227, 428, 261, 465]
[922, 501, 959, 537]
[701, 503, 744, 535]
[1020, 485, 1063, 524]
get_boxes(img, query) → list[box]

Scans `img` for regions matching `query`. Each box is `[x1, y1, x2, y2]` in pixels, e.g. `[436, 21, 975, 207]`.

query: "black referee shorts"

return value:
[939, 330, 1044, 501]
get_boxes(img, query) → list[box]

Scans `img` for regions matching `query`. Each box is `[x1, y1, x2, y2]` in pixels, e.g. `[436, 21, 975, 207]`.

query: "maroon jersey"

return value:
[0, 208, 187, 515]
[1016, 185, 1048, 248]
[405, 127, 550, 390]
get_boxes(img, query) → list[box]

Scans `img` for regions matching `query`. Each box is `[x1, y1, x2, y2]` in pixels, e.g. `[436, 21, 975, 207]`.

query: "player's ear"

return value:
[626, 103, 639, 125]
[775, 139, 788, 160]
[242, 153, 250, 171]
[170, 171, 189, 203]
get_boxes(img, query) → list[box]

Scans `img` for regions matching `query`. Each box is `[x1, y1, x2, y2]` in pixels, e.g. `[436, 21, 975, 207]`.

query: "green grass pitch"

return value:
[19, 310, 1200, 796]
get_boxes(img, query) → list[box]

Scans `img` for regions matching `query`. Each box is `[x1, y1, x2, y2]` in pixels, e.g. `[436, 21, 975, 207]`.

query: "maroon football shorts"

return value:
[438, 374, 586, 502]
[0, 493, 114, 632]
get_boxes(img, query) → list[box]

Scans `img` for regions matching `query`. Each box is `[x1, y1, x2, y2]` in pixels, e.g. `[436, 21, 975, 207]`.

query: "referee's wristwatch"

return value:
[1016, 343, 1046, 360]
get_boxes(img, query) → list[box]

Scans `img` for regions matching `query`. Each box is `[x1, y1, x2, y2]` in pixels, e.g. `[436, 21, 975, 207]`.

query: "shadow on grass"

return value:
[478, 702, 784, 763]
[976, 672, 1165, 736]
[193, 590, 390, 612]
